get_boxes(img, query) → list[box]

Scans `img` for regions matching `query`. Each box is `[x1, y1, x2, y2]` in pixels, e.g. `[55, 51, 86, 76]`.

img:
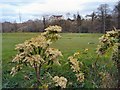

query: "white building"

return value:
[49, 15, 64, 21]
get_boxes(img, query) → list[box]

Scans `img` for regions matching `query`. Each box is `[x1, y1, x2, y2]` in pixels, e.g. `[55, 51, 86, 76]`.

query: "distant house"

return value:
[49, 15, 64, 21]
[67, 18, 75, 22]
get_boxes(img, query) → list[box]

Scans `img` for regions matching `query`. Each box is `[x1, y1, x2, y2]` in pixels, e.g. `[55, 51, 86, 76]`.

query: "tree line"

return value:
[2, 1, 120, 33]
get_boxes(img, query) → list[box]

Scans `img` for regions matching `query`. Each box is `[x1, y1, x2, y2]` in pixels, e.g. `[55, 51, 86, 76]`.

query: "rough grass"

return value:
[2, 33, 116, 88]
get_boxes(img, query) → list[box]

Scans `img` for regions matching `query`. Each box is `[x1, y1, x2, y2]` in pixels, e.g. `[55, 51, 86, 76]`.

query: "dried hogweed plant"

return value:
[97, 29, 120, 88]
[52, 76, 67, 88]
[10, 25, 65, 88]
[68, 52, 84, 83]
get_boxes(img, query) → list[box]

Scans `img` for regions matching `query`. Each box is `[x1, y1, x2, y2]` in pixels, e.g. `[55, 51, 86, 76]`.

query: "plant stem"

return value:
[36, 66, 40, 86]
[34, 62, 41, 87]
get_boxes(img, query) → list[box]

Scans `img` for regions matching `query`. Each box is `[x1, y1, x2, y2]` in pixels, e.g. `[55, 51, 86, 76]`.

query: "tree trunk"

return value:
[43, 17, 46, 30]
[118, 13, 120, 29]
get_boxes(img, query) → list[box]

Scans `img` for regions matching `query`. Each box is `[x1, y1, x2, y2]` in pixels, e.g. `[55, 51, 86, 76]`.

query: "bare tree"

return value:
[42, 15, 49, 30]
[86, 12, 97, 32]
[76, 13, 82, 32]
[115, 1, 120, 29]
[43, 16, 46, 30]
[97, 4, 110, 33]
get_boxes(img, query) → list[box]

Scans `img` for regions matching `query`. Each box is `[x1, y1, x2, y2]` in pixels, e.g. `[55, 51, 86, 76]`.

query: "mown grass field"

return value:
[2, 33, 116, 88]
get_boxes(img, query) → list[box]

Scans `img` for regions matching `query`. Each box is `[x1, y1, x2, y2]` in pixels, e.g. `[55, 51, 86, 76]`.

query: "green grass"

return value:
[2, 33, 101, 68]
[2, 33, 102, 63]
[2, 33, 116, 88]
[52, 33, 101, 54]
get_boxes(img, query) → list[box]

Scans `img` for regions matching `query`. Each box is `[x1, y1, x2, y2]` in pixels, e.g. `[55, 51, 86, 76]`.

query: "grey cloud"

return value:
[0, 0, 118, 22]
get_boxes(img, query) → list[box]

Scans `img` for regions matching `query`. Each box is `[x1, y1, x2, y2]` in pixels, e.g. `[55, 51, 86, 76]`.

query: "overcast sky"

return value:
[0, 0, 118, 22]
